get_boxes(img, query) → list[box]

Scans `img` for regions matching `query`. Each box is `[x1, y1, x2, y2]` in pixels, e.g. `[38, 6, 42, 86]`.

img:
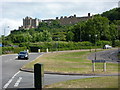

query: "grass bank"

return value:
[45, 76, 119, 88]
[22, 50, 119, 74]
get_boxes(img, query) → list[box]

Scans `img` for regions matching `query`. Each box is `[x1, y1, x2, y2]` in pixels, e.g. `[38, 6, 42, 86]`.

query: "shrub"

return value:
[29, 41, 100, 52]
[114, 40, 120, 47]
[96, 40, 112, 46]
[2, 47, 27, 54]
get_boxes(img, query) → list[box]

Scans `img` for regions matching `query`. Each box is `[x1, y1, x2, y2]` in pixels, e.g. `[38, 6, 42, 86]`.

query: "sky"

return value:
[0, 0, 120, 36]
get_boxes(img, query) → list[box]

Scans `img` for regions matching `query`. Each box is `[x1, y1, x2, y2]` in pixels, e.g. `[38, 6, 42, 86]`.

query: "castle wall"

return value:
[19, 13, 92, 30]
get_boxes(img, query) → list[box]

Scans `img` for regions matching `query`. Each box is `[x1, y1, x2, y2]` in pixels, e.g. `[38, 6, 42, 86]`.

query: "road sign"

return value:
[92, 60, 106, 72]
[92, 60, 106, 63]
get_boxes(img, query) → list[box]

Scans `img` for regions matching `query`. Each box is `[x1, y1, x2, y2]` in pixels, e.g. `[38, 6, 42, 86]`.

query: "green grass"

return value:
[22, 50, 119, 74]
[44, 76, 119, 88]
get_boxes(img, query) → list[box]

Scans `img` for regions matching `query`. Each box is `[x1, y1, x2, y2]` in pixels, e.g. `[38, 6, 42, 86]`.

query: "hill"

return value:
[101, 8, 120, 21]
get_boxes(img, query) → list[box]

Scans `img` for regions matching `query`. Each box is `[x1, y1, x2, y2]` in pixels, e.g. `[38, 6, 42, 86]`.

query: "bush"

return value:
[114, 40, 120, 47]
[96, 40, 112, 46]
[29, 41, 100, 52]
[2, 47, 27, 54]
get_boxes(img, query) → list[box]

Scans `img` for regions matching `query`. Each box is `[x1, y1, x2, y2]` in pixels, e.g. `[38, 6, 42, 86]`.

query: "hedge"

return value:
[2, 47, 27, 54]
[2, 40, 112, 53]
[29, 41, 103, 52]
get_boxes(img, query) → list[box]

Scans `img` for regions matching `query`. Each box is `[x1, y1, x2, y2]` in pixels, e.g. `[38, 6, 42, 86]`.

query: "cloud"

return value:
[1, 0, 119, 2]
[0, 18, 22, 36]
[0, 0, 119, 36]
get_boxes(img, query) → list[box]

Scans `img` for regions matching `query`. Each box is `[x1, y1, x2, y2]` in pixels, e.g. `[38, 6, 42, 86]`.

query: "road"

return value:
[1, 53, 101, 89]
[88, 48, 119, 62]
[1, 49, 119, 89]
[1, 53, 41, 89]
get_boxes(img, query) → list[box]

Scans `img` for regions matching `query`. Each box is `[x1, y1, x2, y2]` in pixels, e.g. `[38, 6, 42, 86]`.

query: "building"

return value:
[43, 13, 92, 25]
[19, 13, 92, 30]
[19, 16, 41, 30]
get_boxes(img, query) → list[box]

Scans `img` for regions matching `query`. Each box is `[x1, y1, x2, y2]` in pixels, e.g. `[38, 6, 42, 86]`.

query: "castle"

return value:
[19, 13, 92, 30]
[19, 16, 41, 30]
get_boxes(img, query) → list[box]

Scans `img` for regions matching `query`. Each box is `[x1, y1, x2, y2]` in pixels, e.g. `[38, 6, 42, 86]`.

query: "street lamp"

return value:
[89, 34, 91, 52]
[3, 26, 9, 46]
[79, 25, 82, 42]
[95, 34, 97, 60]
[58, 37, 60, 51]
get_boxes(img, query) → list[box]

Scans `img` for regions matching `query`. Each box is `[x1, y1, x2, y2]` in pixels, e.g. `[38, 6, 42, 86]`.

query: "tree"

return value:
[43, 30, 52, 42]
[66, 31, 74, 41]
[109, 23, 118, 46]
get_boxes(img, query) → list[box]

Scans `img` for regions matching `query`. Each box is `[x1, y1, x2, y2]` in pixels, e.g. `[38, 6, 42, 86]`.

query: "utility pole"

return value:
[80, 25, 82, 42]
[95, 34, 97, 60]
[89, 34, 91, 52]
[3, 26, 9, 46]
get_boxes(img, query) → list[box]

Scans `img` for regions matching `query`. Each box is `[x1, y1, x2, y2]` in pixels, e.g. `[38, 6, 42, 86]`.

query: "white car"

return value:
[103, 45, 112, 49]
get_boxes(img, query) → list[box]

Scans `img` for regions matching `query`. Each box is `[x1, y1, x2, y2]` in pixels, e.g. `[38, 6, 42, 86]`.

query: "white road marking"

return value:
[110, 52, 115, 54]
[3, 71, 21, 88]
[4, 59, 12, 63]
[14, 77, 22, 87]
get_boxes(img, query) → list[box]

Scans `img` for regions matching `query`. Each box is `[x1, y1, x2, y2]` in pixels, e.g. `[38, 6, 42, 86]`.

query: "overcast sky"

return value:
[0, 0, 120, 36]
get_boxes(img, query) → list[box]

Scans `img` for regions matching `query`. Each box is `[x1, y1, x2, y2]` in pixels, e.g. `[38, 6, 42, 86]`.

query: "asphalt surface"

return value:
[1, 53, 42, 90]
[88, 48, 119, 63]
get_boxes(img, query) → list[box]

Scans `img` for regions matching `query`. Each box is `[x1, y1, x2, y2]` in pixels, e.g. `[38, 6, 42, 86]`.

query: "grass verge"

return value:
[44, 76, 119, 88]
[22, 50, 119, 74]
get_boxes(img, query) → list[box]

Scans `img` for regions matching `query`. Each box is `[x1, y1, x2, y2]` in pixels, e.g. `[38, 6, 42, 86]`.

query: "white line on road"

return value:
[14, 77, 22, 87]
[110, 52, 115, 54]
[3, 71, 21, 88]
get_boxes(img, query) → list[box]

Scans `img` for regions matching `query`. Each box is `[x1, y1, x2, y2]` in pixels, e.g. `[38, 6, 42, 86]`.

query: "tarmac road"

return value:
[1, 53, 42, 89]
[88, 48, 119, 62]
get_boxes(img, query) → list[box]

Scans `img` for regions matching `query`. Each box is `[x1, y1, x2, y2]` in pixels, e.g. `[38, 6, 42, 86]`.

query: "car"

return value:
[103, 45, 112, 49]
[18, 51, 29, 60]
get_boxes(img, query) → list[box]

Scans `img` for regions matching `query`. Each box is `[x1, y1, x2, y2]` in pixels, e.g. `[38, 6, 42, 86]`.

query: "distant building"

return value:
[43, 13, 92, 25]
[19, 16, 41, 30]
[19, 13, 92, 30]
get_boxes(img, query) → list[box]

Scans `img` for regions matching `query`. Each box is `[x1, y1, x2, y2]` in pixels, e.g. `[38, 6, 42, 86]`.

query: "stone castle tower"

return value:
[19, 16, 41, 30]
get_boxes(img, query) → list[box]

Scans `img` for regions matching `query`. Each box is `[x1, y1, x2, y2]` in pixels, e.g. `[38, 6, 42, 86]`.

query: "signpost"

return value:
[92, 60, 106, 72]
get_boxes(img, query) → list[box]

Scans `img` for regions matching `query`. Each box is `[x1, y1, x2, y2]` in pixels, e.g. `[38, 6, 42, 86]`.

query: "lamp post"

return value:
[3, 26, 9, 46]
[95, 34, 97, 60]
[89, 34, 91, 52]
[79, 25, 82, 42]
[58, 37, 60, 51]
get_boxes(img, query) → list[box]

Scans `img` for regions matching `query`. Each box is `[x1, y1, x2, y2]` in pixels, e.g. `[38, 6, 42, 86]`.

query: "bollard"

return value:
[27, 49, 29, 53]
[38, 49, 40, 53]
[34, 63, 44, 89]
[46, 48, 48, 53]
